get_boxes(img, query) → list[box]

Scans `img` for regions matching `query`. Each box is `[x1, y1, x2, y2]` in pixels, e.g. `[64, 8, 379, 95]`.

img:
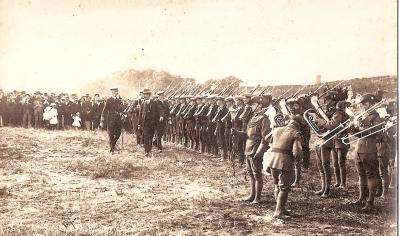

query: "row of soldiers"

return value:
[120, 86, 397, 218]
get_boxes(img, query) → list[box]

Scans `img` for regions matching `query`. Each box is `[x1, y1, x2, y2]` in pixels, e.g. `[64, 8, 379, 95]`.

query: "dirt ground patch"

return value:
[0, 127, 397, 235]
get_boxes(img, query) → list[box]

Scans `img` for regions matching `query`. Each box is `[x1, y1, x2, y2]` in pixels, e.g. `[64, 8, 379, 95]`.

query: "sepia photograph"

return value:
[0, 0, 398, 235]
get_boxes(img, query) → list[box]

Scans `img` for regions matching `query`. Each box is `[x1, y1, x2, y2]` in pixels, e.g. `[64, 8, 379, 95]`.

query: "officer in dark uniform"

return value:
[101, 88, 123, 154]
[139, 89, 163, 156]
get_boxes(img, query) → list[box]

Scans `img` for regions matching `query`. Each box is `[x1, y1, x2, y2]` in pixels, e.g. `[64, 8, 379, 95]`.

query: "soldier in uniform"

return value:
[350, 94, 384, 211]
[331, 101, 350, 189]
[176, 96, 188, 146]
[206, 95, 218, 156]
[239, 94, 253, 131]
[232, 96, 245, 165]
[314, 91, 339, 198]
[212, 96, 228, 160]
[169, 97, 181, 144]
[139, 89, 163, 156]
[101, 88, 123, 154]
[264, 115, 303, 219]
[183, 97, 198, 150]
[238, 96, 271, 204]
[286, 97, 310, 187]
[197, 96, 210, 154]
[193, 95, 206, 152]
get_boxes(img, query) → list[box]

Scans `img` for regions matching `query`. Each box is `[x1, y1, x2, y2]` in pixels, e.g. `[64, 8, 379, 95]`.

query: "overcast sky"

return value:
[0, 0, 397, 93]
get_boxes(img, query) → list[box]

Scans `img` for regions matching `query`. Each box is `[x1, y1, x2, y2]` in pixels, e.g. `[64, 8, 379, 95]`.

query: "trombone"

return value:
[304, 99, 385, 142]
[318, 99, 386, 145]
[339, 118, 397, 145]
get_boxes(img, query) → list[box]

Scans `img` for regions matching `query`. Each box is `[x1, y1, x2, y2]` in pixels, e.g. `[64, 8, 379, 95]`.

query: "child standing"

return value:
[72, 112, 82, 130]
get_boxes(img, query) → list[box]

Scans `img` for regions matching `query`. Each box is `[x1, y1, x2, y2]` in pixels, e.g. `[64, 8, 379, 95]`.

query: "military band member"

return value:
[314, 91, 339, 198]
[331, 101, 350, 189]
[101, 88, 123, 154]
[169, 97, 181, 144]
[350, 94, 384, 211]
[264, 115, 303, 219]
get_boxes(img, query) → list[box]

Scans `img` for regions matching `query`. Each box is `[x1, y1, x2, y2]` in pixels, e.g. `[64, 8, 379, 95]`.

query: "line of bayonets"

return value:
[153, 79, 344, 101]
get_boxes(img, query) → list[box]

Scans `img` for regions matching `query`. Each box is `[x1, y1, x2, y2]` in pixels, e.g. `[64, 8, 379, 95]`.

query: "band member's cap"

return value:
[286, 98, 299, 105]
[110, 88, 119, 92]
[156, 91, 165, 96]
[360, 94, 376, 104]
[216, 96, 225, 101]
[94, 93, 100, 96]
[243, 93, 252, 98]
[251, 96, 263, 104]
[225, 97, 234, 102]
[143, 89, 151, 94]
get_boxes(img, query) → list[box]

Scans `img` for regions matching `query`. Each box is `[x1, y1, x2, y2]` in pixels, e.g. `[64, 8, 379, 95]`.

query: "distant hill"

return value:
[81, 68, 396, 99]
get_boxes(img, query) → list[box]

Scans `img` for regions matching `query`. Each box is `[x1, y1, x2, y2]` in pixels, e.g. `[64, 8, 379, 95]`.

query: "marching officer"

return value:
[264, 115, 303, 219]
[101, 88, 123, 154]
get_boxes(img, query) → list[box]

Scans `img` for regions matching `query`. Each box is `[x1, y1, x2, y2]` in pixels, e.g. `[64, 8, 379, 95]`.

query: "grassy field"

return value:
[0, 127, 397, 235]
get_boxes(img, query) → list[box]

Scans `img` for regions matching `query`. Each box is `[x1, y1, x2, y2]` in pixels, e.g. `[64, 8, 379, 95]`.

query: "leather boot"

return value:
[339, 166, 346, 189]
[315, 174, 325, 195]
[292, 165, 301, 187]
[251, 177, 263, 204]
[321, 172, 331, 198]
[334, 167, 340, 187]
[273, 191, 290, 219]
[274, 186, 279, 202]
[243, 177, 255, 202]
[381, 178, 389, 198]
[362, 200, 374, 212]
[351, 185, 368, 205]
[375, 176, 383, 197]
[366, 177, 377, 206]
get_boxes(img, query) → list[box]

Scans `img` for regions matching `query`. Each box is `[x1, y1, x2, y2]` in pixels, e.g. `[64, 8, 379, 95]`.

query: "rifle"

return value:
[168, 82, 187, 99]
[258, 86, 270, 96]
[290, 85, 307, 98]
[219, 81, 239, 96]
[209, 80, 223, 94]
[250, 84, 260, 95]
[319, 80, 345, 97]
[273, 86, 293, 104]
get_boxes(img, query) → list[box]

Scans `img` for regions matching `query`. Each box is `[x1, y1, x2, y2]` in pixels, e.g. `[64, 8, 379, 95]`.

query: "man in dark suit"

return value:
[139, 89, 163, 156]
[91, 94, 103, 130]
[154, 91, 169, 152]
[101, 88, 123, 154]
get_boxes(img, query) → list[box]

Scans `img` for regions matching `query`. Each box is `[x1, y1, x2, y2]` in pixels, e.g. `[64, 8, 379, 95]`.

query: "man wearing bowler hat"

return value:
[101, 87, 123, 154]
